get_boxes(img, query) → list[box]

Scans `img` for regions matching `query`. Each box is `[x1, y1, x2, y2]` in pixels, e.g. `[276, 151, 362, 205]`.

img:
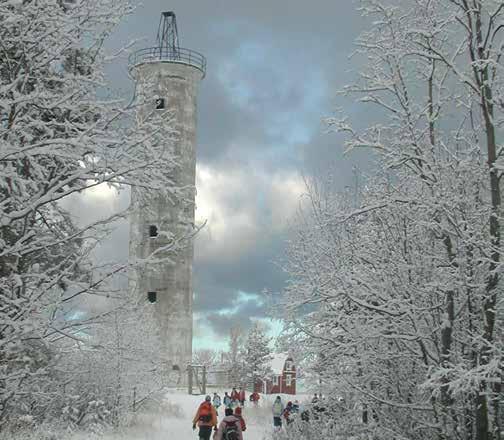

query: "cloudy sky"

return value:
[80, 0, 372, 351]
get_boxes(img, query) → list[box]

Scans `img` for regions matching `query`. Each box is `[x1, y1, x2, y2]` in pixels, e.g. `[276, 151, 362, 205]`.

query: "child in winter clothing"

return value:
[283, 401, 294, 425]
[223, 392, 232, 409]
[272, 396, 284, 429]
[213, 393, 222, 414]
[249, 391, 260, 405]
[238, 388, 246, 407]
[215, 407, 243, 440]
[292, 400, 300, 414]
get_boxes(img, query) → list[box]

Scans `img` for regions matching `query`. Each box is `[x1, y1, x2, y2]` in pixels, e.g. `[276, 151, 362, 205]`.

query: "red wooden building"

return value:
[254, 353, 296, 395]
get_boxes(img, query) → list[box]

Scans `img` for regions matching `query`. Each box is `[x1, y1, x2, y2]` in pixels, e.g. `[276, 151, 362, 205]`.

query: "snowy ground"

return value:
[95, 390, 282, 440]
[8, 390, 306, 440]
[86, 390, 307, 440]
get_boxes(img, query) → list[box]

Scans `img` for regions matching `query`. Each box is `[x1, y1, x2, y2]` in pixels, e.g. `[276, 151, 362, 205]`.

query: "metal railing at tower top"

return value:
[128, 46, 206, 77]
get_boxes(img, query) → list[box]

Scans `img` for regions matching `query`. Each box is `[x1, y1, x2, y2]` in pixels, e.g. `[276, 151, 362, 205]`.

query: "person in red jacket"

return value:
[230, 387, 239, 403]
[192, 395, 218, 440]
[234, 407, 247, 432]
[249, 391, 260, 406]
[238, 387, 246, 407]
[282, 401, 294, 426]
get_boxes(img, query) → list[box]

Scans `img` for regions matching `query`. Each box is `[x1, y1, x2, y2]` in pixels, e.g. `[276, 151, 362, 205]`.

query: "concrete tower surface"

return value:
[128, 12, 205, 372]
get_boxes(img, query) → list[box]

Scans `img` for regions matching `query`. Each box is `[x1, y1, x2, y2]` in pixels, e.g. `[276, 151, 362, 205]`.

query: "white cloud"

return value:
[60, 182, 128, 227]
[269, 173, 306, 231]
[195, 163, 304, 262]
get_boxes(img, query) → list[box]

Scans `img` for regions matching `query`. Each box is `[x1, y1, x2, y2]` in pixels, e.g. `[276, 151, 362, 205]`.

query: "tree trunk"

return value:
[464, 4, 501, 440]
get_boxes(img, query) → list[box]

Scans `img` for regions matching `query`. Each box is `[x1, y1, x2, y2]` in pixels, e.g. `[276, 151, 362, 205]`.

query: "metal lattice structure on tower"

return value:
[129, 11, 205, 77]
[157, 11, 179, 54]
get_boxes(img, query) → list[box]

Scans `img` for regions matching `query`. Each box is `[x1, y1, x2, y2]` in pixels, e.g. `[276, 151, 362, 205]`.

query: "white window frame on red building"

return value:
[285, 374, 292, 387]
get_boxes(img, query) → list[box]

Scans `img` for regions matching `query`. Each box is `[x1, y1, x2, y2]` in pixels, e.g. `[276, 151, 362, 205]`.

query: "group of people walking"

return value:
[209, 387, 260, 412]
[271, 395, 301, 429]
[193, 390, 306, 439]
[193, 389, 252, 440]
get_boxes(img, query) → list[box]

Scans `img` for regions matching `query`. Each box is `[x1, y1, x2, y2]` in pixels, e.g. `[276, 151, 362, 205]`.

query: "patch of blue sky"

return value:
[193, 316, 283, 352]
[214, 291, 263, 316]
[193, 331, 229, 352]
[236, 290, 263, 304]
[216, 305, 240, 316]
[193, 311, 230, 351]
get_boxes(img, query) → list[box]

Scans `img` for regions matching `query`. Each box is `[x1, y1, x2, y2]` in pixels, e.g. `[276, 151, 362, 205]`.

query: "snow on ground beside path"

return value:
[6, 390, 306, 440]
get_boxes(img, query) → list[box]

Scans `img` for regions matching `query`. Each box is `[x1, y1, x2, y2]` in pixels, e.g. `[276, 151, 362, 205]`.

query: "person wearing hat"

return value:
[213, 392, 222, 415]
[282, 401, 294, 425]
[272, 395, 284, 430]
[192, 395, 218, 440]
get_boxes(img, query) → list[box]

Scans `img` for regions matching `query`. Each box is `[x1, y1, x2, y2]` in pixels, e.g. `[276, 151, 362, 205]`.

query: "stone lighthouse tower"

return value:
[128, 12, 205, 372]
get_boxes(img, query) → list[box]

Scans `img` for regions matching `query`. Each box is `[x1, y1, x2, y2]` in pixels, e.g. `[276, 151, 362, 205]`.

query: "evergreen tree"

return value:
[243, 323, 273, 389]
[225, 325, 244, 386]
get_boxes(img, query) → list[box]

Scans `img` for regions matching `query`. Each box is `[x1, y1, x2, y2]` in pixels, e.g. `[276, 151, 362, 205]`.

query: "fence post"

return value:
[188, 365, 193, 395]
[202, 366, 207, 395]
[133, 386, 137, 412]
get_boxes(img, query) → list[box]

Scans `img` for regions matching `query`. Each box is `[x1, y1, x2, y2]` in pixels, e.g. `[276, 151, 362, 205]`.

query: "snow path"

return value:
[70, 391, 300, 440]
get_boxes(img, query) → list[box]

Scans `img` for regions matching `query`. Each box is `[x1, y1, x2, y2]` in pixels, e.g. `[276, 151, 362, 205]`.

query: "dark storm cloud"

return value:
[200, 295, 269, 336]
[193, 233, 286, 316]
[101, 1, 371, 339]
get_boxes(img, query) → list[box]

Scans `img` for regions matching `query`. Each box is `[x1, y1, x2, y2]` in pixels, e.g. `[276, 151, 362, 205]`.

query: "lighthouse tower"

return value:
[128, 12, 205, 372]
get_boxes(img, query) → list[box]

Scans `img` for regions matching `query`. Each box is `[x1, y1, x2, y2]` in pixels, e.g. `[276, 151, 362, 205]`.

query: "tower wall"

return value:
[129, 62, 203, 371]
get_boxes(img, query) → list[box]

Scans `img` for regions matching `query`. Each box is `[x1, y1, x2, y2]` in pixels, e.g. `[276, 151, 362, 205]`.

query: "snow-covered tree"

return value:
[242, 323, 272, 388]
[0, 0, 185, 427]
[48, 295, 165, 428]
[278, 1, 504, 440]
[192, 349, 219, 368]
[224, 325, 245, 386]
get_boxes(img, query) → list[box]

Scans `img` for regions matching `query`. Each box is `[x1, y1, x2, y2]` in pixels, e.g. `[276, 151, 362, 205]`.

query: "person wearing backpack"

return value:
[215, 407, 243, 440]
[192, 395, 218, 440]
[223, 392, 232, 409]
[272, 396, 284, 430]
[213, 392, 222, 415]
[234, 407, 246, 432]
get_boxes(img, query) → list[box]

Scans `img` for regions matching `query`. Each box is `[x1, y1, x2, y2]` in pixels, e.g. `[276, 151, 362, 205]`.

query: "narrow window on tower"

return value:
[155, 97, 165, 109]
[147, 291, 157, 303]
[149, 225, 158, 237]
